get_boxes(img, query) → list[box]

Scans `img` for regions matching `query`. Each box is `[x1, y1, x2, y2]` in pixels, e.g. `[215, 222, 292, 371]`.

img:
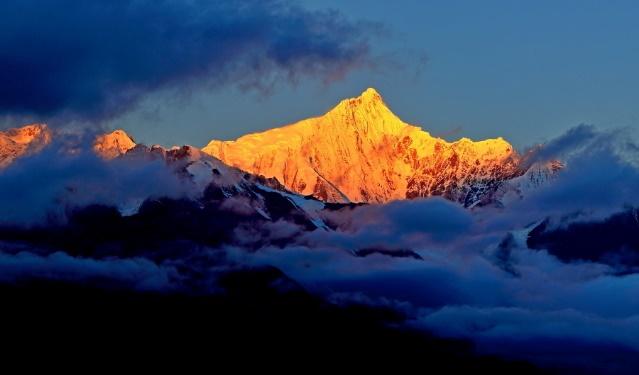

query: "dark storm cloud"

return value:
[0, 0, 378, 120]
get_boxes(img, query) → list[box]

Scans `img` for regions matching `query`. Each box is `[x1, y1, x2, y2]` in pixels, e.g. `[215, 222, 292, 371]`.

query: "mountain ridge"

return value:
[1, 89, 546, 208]
[203, 88, 524, 205]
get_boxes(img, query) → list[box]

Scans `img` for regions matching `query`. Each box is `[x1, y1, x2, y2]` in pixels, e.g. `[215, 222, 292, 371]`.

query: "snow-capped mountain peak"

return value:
[202, 88, 524, 206]
[0, 123, 52, 168]
[93, 129, 136, 159]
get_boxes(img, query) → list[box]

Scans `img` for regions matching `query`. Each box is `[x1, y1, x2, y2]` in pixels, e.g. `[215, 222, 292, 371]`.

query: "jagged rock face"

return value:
[121, 143, 328, 229]
[123, 143, 299, 198]
[93, 129, 137, 159]
[203, 88, 524, 206]
[0, 124, 52, 168]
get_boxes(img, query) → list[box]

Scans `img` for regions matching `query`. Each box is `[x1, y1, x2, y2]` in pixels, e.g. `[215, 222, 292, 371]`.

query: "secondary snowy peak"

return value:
[119, 143, 328, 228]
[94, 129, 137, 159]
[202, 88, 523, 205]
[0, 123, 52, 168]
[1, 125, 137, 166]
[2, 123, 51, 145]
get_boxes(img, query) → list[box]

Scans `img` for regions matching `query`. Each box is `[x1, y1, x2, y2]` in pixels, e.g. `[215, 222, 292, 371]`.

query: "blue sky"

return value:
[3, 1, 638, 150]
[111, 0, 639, 149]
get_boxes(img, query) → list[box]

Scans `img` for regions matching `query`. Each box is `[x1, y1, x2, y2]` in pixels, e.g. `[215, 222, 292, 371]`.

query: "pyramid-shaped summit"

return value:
[203, 88, 523, 205]
[94, 129, 137, 159]
[322, 87, 408, 137]
[336, 87, 385, 109]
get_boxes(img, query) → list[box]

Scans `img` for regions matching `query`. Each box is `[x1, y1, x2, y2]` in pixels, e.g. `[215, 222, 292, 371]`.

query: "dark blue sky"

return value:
[3, 1, 638, 150]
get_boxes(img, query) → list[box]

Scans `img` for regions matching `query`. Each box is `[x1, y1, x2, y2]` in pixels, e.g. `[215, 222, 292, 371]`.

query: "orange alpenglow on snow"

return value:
[202, 88, 523, 205]
[0, 123, 52, 168]
[93, 129, 137, 159]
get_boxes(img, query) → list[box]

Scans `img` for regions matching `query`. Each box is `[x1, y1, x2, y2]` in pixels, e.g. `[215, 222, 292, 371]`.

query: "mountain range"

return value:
[0, 88, 556, 209]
